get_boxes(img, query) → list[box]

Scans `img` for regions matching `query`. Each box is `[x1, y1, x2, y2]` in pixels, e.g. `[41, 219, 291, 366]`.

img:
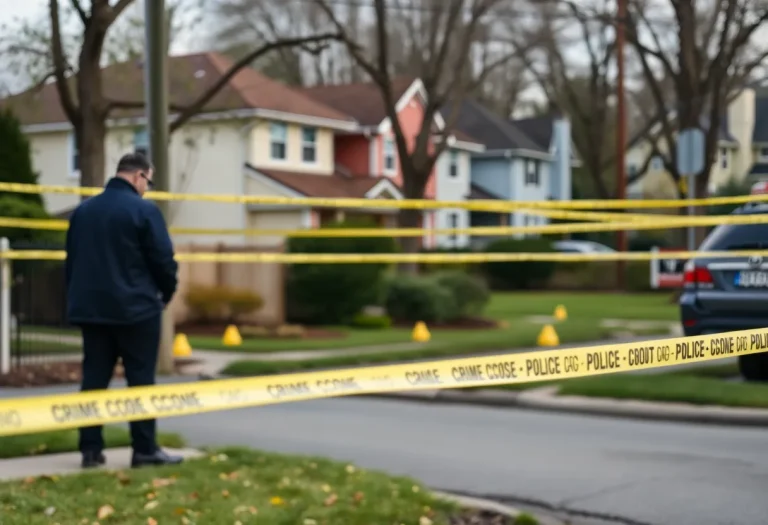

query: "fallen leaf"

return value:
[320, 484, 331, 493]
[412, 485, 421, 493]
[323, 494, 338, 507]
[345, 465, 356, 474]
[221, 489, 230, 498]
[44, 506, 56, 516]
[146, 492, 156, 500]
[188, 491, 199, 500]
[174, 508, 186, 516]
[115, 472, 131, 486]
[235, 521, 243, 525]
[96, 505, 114, 519]
[39, 475, 59, 482]
[269, 496, 285, 506]
[147, 519, 158, 525]
[23, 476, 35, 485]
[304, 519, 317, 525]
[143, 501, 159, 511]
[242, 480, 252, 487]
[152, 478, 175, 488]
[353, 491, 364, 503]
[249, 506, 258, 514]
[419, 517, 433, 525]
[181, 518, 190, 525]
[219, 471, 240, 480]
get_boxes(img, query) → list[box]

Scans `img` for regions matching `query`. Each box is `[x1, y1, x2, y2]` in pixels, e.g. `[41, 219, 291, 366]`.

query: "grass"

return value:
[219, 317, 664, 377]
[12, 340, 82, 355]
[193, 292, 677, 353]
[484, 292, 678, 322]
[0, 427, 186, 459]
[0, 447, 464, 525]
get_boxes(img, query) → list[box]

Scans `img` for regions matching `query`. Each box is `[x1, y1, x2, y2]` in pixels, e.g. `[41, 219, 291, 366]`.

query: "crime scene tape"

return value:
[1, 327, 767, 437]
[4, 248, 768, 263]
[1, 181, 767, 211]
[0, 210, 762, 240]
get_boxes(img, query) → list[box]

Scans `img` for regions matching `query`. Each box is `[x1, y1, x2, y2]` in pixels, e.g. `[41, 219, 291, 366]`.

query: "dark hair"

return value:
[116, 152, 153, 174]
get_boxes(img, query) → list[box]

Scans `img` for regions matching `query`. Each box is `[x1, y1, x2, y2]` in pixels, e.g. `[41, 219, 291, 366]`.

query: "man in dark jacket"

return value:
[66, 152, 182, 469]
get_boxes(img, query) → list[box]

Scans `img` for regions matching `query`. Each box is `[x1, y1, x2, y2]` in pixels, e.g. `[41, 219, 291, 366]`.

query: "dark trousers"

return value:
[78, 314, 161, 455]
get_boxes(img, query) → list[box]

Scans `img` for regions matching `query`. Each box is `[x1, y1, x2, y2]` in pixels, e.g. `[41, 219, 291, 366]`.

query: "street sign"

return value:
[649, 246, 685, 289]
[676, 127, 705, 176]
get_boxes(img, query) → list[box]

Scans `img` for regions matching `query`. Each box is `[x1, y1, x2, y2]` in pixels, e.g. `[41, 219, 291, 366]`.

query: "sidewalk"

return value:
[0, 447, 203, 481]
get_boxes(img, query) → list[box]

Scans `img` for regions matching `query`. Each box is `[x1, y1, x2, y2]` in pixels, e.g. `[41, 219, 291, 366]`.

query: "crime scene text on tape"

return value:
[1, 327, 767, 437]
[0, 181, 766, 211]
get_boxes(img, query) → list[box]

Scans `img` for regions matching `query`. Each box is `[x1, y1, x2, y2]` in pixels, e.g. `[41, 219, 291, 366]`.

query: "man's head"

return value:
[115, 152, 155, 196]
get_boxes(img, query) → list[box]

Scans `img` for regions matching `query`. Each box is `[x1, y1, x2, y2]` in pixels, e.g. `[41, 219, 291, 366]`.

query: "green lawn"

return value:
[0, 447, 464, 525]
[12, 340, 82, 355]
[0, 427, 185, 460]
[485, 292, 678, 321]
[194, 292, 677, 353]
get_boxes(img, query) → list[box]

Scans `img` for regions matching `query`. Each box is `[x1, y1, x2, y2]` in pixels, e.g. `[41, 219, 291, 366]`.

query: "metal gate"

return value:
[9, 240, 81, 369]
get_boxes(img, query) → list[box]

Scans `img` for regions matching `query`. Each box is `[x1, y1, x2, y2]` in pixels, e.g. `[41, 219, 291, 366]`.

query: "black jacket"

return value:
[65, 177, 178, 325]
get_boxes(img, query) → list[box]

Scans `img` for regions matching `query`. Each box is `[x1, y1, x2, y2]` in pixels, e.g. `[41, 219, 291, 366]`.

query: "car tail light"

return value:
[683, 261, 714, 288]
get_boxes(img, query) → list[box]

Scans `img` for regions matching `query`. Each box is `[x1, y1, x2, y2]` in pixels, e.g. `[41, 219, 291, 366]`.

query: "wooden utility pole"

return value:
[615, 0, 628, 290]
[144, 0, 175, 374]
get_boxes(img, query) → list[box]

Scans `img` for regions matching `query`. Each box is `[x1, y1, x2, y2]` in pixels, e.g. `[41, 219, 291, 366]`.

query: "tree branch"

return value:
[105, 0, 135, 26]
[49, 0, 80, 125]
[69, 0, 89, 25]
[169, 33, 341, 133]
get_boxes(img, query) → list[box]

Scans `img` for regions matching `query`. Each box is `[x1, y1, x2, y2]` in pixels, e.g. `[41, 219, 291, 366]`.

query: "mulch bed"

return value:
[393, 316, 501, 330]
[0, 358, 202, 388]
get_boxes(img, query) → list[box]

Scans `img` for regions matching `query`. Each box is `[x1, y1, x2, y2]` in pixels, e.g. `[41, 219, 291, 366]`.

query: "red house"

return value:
[302, 77, 483, 248]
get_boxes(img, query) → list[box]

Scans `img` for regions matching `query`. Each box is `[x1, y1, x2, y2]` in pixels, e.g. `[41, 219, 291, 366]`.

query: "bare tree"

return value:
[0, 0, 342, 190]
[314, 0, 530, 259]
[518, 0, 616, 198]
[625, 0, 768, 202]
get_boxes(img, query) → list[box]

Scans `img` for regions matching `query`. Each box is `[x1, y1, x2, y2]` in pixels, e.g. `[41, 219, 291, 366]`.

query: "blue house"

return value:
[446, 99, 577, 244]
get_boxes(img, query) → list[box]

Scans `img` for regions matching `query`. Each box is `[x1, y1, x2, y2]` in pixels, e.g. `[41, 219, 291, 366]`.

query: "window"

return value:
[650, 156, 663, 171]
[383, 136, 396, 173]
[449, 212, 459, 243]
[525, 160, 540, 186]
[68, 133, 80, 179]
[270, 122, 287, 160]
[721, 148, 728, 169]
[449, 150, 458, 177]
[760, 147, 768, 159]
[133, 128, 149, 157]
[301, 126, 316, 163]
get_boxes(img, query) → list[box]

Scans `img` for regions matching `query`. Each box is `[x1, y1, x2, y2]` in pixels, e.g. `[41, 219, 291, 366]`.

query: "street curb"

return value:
[432, 490, 566, 525]
[202, 373, 768, 428]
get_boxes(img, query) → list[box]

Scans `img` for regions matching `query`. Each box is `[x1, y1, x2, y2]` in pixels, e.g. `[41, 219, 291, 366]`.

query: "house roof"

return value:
[246, 164, 402, 199]
[300, 76, 417, 127]
[468, 183, 502, 200]
[446, 99, 547, 153]
[510, 115, 554, 151]
[1, 52, 355, 128]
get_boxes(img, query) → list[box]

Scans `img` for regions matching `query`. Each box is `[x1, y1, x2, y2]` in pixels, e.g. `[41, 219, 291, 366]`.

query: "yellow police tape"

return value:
[0, 209, 762, 240]
[1, 327, 766, 436]
[1, 181, 766, 211]
[3, 248, 768, 263]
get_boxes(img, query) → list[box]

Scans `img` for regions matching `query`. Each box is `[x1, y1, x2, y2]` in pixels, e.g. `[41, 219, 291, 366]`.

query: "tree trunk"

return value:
[76, 55, 108, 192]
[397, 208, 422, 275]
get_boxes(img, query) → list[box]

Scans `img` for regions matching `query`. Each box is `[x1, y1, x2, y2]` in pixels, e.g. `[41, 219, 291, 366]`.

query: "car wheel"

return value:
[738, 353, 768, 382]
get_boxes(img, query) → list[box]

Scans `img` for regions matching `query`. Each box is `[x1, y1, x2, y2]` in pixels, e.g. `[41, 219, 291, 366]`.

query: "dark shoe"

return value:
[131, 449, 184, 468]
[81, 451, 106, 469]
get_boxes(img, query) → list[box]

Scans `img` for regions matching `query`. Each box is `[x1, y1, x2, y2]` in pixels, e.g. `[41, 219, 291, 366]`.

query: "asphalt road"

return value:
[155, 395, 768, 525]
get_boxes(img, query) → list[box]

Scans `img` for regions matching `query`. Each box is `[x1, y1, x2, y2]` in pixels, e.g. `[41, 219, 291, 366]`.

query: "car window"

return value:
[699, 224, 768, 251]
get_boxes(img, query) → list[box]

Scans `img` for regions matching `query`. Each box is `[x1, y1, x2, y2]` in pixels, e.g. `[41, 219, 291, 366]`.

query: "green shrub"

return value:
[385, 274, 458, 323]
[351, 313, 392, 329]
[625, 260, 653, 291]
[431, 270, 490, 317]
[481, 238, 557, 290]
[184, 284, 263, 323]
[286, 219, 399, 324]
[417, 246, 480, 274]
